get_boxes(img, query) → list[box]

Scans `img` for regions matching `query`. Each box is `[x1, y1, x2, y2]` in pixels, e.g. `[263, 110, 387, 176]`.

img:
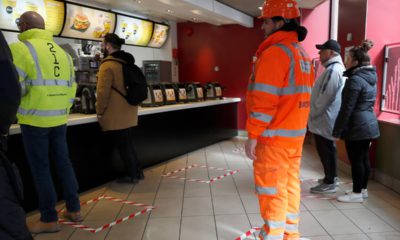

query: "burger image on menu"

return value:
[71, 13, 90, 32]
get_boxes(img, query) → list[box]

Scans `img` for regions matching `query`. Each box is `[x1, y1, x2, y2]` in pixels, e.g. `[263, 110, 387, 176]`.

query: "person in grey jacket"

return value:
[309, 40, 346, 194]
[333, 40, 380, 203]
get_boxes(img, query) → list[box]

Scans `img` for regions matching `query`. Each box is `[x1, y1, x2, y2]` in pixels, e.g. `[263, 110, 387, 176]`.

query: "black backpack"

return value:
[103, 59, 148, 105]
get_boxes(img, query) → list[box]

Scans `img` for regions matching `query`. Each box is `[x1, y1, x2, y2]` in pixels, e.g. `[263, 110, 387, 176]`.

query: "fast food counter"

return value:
[7, 98, 240, 211]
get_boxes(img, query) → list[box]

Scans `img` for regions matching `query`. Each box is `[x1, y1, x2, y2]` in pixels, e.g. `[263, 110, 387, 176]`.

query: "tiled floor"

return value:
[29, 138, 400, 240]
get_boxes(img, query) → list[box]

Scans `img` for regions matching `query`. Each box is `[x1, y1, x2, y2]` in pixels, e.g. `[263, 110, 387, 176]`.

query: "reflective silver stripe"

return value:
[285, 223, 298, 232]
[249, 83, 311, 96]
[15, 66, 27, 80]
[256, 186, 277, 195]
[25, 79, 72, 87]
[265, 220, 285, 229]
[300, 60, 311, 74]
[250, 112, 273, 123]
[18, 108, 67, 117]
[20, 81, 28, 96]
[261, 129, 307, 138]
[275, 44, 295, 86]
[66, 54, 75, 84]
[286, 212, 299, 220]
[23, 41, 43, 81]
[260, 229, 284, 240]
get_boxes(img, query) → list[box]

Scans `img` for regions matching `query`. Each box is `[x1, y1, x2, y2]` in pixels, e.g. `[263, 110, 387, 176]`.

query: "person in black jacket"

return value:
[333, 40, 380, 203]
[0, 30, 33, 240]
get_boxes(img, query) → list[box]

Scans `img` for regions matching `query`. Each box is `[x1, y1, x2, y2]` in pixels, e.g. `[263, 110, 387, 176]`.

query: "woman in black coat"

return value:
[333, 40, 380, 203]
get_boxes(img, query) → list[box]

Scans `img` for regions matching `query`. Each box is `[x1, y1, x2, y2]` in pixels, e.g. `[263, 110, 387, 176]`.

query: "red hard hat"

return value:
[259, 0, 300, 19]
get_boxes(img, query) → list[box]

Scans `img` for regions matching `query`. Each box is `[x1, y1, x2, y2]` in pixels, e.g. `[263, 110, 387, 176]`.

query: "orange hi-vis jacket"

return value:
[246, 31, 314, 149]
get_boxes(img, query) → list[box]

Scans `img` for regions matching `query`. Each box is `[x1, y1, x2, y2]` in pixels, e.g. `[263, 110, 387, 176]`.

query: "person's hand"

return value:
[245, 138, 257, 160]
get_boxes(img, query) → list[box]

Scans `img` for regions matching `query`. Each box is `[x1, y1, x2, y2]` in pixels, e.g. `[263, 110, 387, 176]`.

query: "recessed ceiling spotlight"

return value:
[167, 9, 174, 13]
[258, 6, 262, 10]
[192, 17, 197, 21]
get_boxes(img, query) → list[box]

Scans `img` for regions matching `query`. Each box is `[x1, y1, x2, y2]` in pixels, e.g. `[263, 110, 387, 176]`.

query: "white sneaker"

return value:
[345, 189, 368, 199]
[337, 192, 363, 203]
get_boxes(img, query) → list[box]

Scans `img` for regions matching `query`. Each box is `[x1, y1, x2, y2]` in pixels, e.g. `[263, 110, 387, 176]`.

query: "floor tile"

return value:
[311, 210, 363, 235]
[181, 216, 217, 240]
[213, 195, 246, 215]
[142, 217, 180, 240]
[151, 197, 183, 218]
[341, 208, 395, 233]
[182, 197, 213, 216]
[215, 214, 251, 240]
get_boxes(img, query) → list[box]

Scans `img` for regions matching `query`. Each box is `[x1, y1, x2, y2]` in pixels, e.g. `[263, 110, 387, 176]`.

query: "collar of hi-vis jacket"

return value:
[256, 31, 299, 58]
[18, 28, 53, 42]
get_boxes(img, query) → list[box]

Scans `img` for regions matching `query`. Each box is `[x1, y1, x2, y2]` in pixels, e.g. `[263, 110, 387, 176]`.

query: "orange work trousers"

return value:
[254, 144, 302, 240]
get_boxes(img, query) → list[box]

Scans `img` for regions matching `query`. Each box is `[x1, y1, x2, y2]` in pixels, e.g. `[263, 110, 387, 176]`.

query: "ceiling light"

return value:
[167, 9, 174, 13]
[258, 6, 263, 10]
[192, 17, 197, 21]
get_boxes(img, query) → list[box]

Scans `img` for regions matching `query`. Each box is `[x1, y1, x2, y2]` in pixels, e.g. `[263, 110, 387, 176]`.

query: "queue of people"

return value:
[1, 0, 380, 239]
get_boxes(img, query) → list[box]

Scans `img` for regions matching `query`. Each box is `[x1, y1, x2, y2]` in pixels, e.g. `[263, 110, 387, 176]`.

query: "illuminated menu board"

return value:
[147, 23, 169, 48]
[61, 3, 115, 41]
[0, 0, 65, 35]
[114, 15, 153, 46]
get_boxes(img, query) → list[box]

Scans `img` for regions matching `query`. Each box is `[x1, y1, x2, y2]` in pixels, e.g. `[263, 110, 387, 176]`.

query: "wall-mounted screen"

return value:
[61, 3, 115, 41]
[114, 15, 153, 46]
[147, 23, 169, 48]
[0, 0, 65, 35]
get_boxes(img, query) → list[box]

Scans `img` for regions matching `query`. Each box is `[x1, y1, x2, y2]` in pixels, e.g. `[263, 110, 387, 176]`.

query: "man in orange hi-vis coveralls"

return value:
[245, 0, 314, 239]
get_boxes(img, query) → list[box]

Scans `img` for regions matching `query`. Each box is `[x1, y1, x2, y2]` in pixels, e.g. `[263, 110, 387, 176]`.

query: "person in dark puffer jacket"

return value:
[333, 40, 380, 203]
[0, 30, 33, 240]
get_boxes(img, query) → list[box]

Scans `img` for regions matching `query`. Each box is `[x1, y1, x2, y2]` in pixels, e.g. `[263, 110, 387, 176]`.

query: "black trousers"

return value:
[345, 140, 372, 193]
[314, 134, 337, 184]
[104, 127, 142, 179]
[0, 151, 33, 240]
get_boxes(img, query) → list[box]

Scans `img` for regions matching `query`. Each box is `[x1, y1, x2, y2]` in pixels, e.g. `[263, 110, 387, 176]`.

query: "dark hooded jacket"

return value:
[333, 65, 380, 140]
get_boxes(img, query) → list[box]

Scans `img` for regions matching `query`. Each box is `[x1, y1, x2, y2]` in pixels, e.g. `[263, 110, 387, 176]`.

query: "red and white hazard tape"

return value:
[162, 164, 239, 184]
[58, 196, 156, 233]
[235, 227, 261, 240]
[232, 147, 245, 154]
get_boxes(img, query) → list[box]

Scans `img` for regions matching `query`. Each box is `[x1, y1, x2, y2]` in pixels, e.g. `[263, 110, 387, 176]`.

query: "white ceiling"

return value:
[71, 0, 328, 27]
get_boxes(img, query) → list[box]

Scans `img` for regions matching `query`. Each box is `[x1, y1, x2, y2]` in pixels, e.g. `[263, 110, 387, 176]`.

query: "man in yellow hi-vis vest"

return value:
[10, 11, 81, 234]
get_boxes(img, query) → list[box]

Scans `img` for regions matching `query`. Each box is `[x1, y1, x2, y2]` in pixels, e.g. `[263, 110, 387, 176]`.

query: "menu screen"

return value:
[147, 23, 169, 48]
[61, 3, 115, 41]
[0, 0, 65, 35]
[114, 15, 153, 46]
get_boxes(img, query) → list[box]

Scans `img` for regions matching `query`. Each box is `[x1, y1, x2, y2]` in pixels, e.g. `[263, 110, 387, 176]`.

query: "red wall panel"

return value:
[300, 1, 330, 60]
[177, 20, 264, 130]
[366, 0, 400, 120]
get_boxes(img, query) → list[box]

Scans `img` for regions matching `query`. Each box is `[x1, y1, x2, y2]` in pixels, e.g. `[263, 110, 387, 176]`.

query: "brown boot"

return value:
[63, 211, 83, 222]
[28, 221, 61, 234]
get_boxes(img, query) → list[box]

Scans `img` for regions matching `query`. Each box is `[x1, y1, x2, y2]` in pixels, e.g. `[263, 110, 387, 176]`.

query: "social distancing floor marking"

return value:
[57, 196, 156, 233]
[232, 147, 245, 154]
[235, 227, 261, 240]
[162, 164, 239, 184]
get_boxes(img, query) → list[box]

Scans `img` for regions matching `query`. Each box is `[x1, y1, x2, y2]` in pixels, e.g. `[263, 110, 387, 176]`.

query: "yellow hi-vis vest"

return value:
[10, 29, 77, 128]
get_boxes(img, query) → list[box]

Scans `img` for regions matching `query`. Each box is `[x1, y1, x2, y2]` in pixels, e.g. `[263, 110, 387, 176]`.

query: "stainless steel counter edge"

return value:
[9, 97, 241, 135]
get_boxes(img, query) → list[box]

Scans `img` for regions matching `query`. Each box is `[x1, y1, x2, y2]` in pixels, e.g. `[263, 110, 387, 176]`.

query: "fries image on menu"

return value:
[121, 22, 127, 32]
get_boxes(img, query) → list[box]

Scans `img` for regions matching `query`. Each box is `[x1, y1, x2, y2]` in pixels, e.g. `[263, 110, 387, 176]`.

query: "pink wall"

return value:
[300, 1, 330, 60]
[366, 0, 400, 120]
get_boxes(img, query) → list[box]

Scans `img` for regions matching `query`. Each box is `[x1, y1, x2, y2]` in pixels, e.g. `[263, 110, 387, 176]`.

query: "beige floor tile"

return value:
[83, 200, 124, 222]
[241, 195, 260, 214]
[150, 197, 183, 218]
[368, 207, 400, 231]
[247, 213, 263, 228]
[301, 197, 337, 211]
[185, 167, 209, 179]
[362, 195, 396, 209]
[368, 231, 400, 240]
[105, 213, 148, 240]
[331, 200, 366, 210]
[33, 226, 75, 240]
[182, 196, 213, 216]
[341, 208, 395, 233]
[309, 236, 333, 240]
[300, 211, 328, 237]
[211, 177, 239, 196]
[311, 210, 363, 235]
[215, 214, 252, 240]
[156, 178, 185, 199]
[331, 234, 369, 239]
[213, 195, 246, 215]
[142, 217, 180, 240]
[184, 181, 211, 197]
[180, 216, 217, 240]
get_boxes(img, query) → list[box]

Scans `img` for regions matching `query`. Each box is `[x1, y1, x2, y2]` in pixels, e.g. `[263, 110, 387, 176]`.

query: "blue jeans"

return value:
[20, 124, 80, 222]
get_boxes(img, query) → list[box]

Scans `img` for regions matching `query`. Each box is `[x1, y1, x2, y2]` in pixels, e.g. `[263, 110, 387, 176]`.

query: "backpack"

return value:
[103, 59, 148, 105]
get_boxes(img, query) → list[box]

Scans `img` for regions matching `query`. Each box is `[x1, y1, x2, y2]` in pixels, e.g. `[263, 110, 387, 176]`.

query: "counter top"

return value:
[9, 98, 241, 135]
